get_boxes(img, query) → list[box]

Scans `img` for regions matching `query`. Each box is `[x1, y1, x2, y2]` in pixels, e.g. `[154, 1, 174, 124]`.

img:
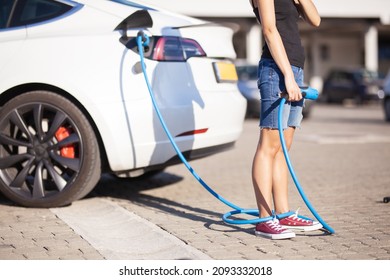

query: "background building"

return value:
[141, 0, 390, 91]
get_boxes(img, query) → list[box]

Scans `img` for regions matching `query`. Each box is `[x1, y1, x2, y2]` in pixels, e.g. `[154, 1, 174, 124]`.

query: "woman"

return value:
[250, 0, 322, 239]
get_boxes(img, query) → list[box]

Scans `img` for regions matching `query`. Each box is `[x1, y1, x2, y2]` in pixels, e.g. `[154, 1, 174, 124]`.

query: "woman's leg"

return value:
[252, 128, 283, 218]
[272, 127, 295, 214]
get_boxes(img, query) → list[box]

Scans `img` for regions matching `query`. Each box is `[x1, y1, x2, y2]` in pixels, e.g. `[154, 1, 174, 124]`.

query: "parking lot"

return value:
[1, 102, 390, 260]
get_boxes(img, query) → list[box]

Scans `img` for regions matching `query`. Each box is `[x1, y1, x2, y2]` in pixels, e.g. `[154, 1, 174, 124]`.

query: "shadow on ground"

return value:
[87, 172, 256, 234]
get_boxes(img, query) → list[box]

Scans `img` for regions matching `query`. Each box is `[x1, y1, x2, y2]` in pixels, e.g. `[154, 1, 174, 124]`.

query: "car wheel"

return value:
[385, 98, 390, 122]
[0, 91, 101, 207]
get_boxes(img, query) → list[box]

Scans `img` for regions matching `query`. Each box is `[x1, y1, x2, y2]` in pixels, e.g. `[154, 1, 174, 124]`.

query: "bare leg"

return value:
[252, 128, 283, 218]
[252, 127, 296, 218]
[272, 127, 295, 214]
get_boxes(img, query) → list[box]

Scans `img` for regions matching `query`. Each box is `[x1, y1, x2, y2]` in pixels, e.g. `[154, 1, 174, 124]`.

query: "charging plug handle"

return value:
[300, 87, 319, 100]
[280, 87, 319, 101]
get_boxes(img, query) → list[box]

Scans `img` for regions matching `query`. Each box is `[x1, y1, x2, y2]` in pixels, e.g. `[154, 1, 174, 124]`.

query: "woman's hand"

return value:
[285, 74, 302, 102]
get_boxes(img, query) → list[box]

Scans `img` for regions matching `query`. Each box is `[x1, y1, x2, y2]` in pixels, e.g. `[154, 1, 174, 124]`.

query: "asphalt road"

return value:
[1, 102, 390, 260]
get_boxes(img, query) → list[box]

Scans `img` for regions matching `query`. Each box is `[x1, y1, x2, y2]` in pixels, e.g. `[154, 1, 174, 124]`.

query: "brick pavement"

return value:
[1, 103, 390, 260]
[97, 103, 390, 260]
[0, 200, 104, 260]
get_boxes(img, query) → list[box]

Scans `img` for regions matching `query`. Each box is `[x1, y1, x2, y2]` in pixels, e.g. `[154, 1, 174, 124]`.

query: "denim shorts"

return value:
[257, 58, 304, 129]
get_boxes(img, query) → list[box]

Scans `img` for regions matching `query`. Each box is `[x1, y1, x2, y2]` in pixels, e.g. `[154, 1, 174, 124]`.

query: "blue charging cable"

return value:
[136, 32, 334, 233]
[279, 92, 335, 233]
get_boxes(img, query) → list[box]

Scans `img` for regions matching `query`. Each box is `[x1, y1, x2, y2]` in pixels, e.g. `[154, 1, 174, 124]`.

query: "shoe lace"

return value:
[267, 217, 284, 231]
[289, 208, 309, 223]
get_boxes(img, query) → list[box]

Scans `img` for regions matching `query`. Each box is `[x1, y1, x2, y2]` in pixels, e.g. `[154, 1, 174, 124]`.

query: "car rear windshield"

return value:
[110, 0, 153, 10]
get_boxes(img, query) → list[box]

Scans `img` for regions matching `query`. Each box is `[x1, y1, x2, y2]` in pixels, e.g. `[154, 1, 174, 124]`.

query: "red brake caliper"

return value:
[55, 127, 75, 158]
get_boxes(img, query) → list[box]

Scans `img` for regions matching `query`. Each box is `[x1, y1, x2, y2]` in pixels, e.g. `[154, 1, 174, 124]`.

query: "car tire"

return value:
[0, 90, 101, 207]
[385, 98, 390, 122]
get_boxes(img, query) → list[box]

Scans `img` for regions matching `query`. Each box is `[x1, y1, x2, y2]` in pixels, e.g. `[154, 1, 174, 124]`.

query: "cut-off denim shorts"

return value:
[257, 58, 304, 129]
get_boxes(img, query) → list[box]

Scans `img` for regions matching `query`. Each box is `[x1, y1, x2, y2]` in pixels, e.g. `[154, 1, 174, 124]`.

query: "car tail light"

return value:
[152, 36, 206, 61]
[123, 35, 206, 61]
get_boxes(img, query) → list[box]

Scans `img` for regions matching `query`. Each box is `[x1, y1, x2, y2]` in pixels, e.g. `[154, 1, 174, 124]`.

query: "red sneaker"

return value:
[279, 209, 323, 232]
[255, 218, 295, 240]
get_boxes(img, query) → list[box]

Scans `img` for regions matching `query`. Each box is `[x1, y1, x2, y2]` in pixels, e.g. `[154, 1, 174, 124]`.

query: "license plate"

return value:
[213, 62, 238, 83]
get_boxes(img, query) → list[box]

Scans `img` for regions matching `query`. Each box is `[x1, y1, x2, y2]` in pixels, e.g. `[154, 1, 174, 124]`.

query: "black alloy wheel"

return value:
[0, 91, 101, 207]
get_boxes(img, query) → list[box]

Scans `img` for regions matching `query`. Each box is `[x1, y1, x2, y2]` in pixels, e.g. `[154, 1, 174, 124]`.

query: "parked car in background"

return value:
[0, 0, 246, 207]
[382, 70, 390, 121]
[236, 64, 259, 117]
[236, 63, 314, 118]
[321, 68, 384, 104]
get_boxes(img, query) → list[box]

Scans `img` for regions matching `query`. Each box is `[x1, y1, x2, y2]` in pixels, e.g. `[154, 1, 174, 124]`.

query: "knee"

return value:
[260, 142, 282, 158]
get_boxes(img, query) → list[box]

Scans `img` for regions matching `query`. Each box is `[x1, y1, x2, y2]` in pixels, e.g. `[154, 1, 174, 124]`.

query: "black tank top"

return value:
[253, 0, 305, 68]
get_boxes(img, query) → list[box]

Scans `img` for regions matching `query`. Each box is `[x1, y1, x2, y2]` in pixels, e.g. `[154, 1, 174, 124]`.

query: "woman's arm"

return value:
[294, 0, 321, 27]
[256, 0, 302, 101]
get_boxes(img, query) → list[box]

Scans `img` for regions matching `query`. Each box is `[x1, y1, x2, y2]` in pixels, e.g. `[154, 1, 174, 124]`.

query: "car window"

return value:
[10, 0, 72, 28]
[355, 69, 381, 82]
[0, 0, 15, 29]
[330, 71, 353, 83]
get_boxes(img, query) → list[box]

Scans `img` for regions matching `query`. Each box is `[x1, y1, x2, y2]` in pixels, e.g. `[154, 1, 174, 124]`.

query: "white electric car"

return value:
[0, 0, 246, 207]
